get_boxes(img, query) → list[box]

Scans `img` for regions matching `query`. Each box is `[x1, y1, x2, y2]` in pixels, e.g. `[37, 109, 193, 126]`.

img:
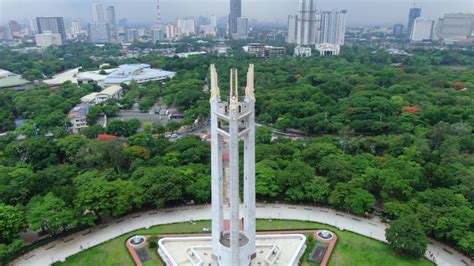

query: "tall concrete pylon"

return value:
[210, 64, 256, 265]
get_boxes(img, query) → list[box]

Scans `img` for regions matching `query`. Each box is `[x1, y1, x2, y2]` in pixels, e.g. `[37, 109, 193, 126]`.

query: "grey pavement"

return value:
[11, 204, 471, 266]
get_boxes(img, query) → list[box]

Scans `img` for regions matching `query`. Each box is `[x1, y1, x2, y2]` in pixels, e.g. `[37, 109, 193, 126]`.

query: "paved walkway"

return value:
[11, 204, 471, 266]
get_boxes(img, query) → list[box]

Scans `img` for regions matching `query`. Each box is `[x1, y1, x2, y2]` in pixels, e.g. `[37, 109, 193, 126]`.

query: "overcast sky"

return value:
[0, 0, 473, 26]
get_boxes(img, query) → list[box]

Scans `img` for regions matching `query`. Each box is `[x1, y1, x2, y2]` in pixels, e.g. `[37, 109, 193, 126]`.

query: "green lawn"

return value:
[57, 219, 432, 266]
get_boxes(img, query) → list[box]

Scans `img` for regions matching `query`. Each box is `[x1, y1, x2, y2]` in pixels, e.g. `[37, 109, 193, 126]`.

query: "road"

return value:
[12, 204, 470, 266]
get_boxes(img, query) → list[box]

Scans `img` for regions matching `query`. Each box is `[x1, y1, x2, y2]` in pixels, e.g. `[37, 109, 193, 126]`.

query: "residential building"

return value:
[152, 29, 164, 43]
[35, 32, 63, 47]
[30, 18, 38, 34]
[229, 0, 242, 36]
[71, 20, 82, 36]
[411, 18, 434, 41]
[265, 46, 287, 58]
[438, 13, 474, 41]
[210, 15, 217, 28]
[92, 2, 105, 22]
[103, 64, 176, 86]
[8, 20, 21, 37]
[236, 17, 248, 39]
[318, 10, 347, 45]
[294, 46, 312, 57]
[106, 6, 117, 42]
[296, 0, 318, 45]
[68, 103, 89, 133]
[164, 24, 177, 40]
[88, 22, 111, 43]
[36, 17, 66, 42]
[126, 29, 139, 42]
[407, 7, 422, 38]
[177, 18, 195, 36]
[393, 24, 404, 35]
[287, 15, 298, 43]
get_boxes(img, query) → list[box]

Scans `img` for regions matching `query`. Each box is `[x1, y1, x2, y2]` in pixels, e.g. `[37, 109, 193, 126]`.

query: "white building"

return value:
[287, 15, 298, 43]
[438, 13, 474, 42]
[152, 28, 164, 43]
[35, 32, 63, 47]
[236, 17, 249, 39]
[81, 85, 123, 105]
[70, 20, 82, 36]
[296, 0, 318, 45]
[92, 2, 105, 23]
[315, 43, 341, 56]
[164, 24, 177, 40]
[294, 46, 312, 57]
[68, 103, 89, 134]
[411, 18, 434, 41]
[106, 6, 117, 42]
[318, 10, 347, 45]
[88, 22, 111, 43]
[177, 18, 195, 37]
[126, 29, 138, 42]
[103, 64, 176, 86]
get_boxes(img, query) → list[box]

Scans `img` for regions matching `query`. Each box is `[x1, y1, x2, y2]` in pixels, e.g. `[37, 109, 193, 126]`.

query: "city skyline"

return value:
[0, 0, 473, 26]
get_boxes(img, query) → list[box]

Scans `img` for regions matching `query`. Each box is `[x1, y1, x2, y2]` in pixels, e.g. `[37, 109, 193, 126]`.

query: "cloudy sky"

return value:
[0, 0, 472, 26]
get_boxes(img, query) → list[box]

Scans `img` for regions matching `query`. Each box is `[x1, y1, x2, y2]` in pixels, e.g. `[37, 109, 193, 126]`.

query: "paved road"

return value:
[12, 204, 470, 266]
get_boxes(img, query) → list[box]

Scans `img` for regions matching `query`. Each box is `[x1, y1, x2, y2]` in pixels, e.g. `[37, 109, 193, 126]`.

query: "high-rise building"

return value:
[177, 18, 195, 36]
[71, 20, 82, 36]
[210, 15, 218, 28]
[393, 24, 404, 35]
[407, 7, 422, 38]
[35, 32, 63, 47]
[411, 17, 434, 41]
[126, 28, 139, 42]
[438, 13, 474, 40]
[164, 24, 177, 40]
[236, 17, 249, 39]
[287, 15, 298, 43]
[8, 20, 21, 38]
[229, 0, 242, 36]
[296, 0, 318, 45]
[30, 19, 38, 34]
[92, 2, 105, 22]
[36, 17, 66, 42]
[106, 6, 117, 42]
[318, 10, 347, 45]
[88, 23, 111, 43]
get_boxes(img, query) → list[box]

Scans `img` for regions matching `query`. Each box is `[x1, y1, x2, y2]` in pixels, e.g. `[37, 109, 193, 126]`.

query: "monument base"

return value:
[158, 233, 307, 266]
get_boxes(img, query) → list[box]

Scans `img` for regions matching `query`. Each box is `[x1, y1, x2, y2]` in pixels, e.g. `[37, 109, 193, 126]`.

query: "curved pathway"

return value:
[12, 204, 470, 266]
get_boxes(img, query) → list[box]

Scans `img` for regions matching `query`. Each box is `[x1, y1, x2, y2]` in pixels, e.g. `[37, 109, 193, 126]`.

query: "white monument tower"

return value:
[157, 65, 307, 266]
[210, 64, 256, 265]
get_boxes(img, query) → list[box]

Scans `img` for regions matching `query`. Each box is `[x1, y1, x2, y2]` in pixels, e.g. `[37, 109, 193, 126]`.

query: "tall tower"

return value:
[92, 2, 105, 23]
[296, 0, 318, 45]
[210, 64, 256, 265]
[407, 6, 422, 38]
[106, 6, 117, 42]
[229, 0, 242, 36]
[156, 0, 163, 29]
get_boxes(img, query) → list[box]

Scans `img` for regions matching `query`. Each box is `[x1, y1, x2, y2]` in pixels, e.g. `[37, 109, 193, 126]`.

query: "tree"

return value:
[0, 205, 25, 244]
[256, 126, 273, 144]
[74, 172, 142, 218]
[386, 215, 428, 257]
[26, 193, 76, 236]
[255, 160, 281, 200]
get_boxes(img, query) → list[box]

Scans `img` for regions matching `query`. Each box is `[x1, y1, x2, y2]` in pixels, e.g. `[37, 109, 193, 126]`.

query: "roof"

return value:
[99, 85, 122, 96]
[103, 64, 176, 85]
[68, 103, 89, 118]
[97, 134, 119, 141]
[0, 75, 31, 88]
[81, 92, 99, 103]
[43, 68, 81, 86]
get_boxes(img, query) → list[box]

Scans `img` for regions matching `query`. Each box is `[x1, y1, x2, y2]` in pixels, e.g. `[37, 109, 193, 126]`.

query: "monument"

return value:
[157, 65, 307, 265]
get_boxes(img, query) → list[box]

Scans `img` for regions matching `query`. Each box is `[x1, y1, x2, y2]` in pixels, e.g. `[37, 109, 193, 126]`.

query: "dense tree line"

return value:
[0, 45, 473, 263]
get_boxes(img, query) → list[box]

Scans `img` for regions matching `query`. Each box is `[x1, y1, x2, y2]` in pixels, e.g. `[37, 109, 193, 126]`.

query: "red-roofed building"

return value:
[97, 134, 119, 141]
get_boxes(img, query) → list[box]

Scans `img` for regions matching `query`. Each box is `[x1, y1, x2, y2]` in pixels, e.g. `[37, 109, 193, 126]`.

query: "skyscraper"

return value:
[438, 13, 474, 40]
[287, 15, 298, 43]
[88, 23, 111, 43]
[229, 0, 242, 36]
[36, 17, 66, 42]
[92, 2, 105, 22]
[236, 17, 249, 39]
[296, 0, 318, 45]
[8, 20, 21, 38]
[106, 6, 117, 42]
[411, 17, 434, 41]
[210, 64, 256, 265]
[407, 7, 422, 38]
[318, 10, 347, 45]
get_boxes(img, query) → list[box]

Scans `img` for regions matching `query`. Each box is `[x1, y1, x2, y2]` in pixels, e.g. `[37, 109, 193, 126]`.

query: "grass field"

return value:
[57, 219, 433, 266]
